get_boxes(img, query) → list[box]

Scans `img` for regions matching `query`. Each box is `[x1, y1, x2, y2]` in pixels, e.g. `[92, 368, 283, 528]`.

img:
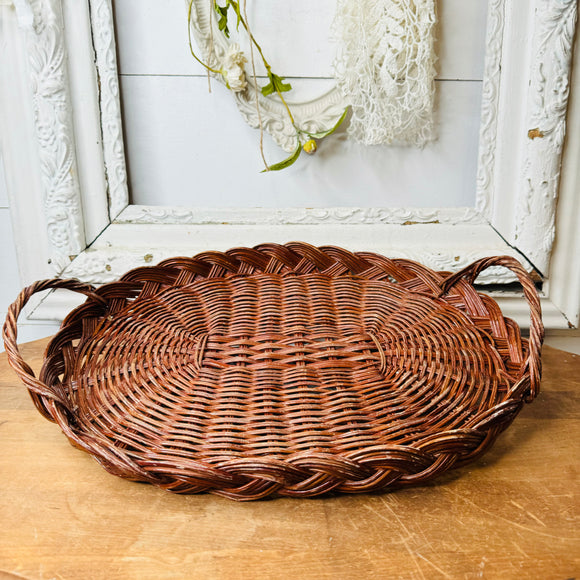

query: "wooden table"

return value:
[1, 339, 578, 579]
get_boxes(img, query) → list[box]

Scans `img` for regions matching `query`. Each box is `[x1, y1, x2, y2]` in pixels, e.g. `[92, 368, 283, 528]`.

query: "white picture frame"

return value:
[1, 0, 578, 329]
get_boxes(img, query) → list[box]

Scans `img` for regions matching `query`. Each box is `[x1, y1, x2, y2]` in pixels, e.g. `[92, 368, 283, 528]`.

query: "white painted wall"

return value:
[115, 0, 488, 208]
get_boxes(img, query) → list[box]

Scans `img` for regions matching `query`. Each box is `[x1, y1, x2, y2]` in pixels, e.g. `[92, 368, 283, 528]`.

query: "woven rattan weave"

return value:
[3, 243, 543, 501]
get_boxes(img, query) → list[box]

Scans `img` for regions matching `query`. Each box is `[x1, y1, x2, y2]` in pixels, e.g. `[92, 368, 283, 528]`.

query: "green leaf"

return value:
[261, 82, 275, 97]
[261, 71, 292, 97]
[261, 142, 302, 172]
[275, 76, 292, 93]
[214, 1, 230, 37]
[306, 107, 349, 139]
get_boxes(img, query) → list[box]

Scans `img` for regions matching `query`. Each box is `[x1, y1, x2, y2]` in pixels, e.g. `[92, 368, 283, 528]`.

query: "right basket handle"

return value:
[439, 256, 544, 401]
[2, 279, 106, 415]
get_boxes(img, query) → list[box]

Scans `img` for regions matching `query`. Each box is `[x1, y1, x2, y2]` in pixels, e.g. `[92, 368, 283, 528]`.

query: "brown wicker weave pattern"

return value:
[3, 243, 543, 500]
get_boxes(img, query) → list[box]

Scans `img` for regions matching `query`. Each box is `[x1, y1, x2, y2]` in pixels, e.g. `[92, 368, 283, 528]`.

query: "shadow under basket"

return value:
[2, 243, 543, 501]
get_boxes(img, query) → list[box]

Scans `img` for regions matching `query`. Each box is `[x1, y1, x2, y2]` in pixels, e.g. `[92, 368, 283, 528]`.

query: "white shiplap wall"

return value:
[116, 0, 488, 208]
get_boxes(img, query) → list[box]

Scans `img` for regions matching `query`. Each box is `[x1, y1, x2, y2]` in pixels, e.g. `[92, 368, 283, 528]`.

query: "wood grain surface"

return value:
[0, 338, 578, 580]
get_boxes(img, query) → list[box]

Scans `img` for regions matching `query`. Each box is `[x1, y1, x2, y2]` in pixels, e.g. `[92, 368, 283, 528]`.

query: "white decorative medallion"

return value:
[186, 0, 347, 153]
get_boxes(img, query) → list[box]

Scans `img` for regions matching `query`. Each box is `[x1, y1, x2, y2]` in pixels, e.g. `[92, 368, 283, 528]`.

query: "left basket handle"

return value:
[2, 279, 105, 409]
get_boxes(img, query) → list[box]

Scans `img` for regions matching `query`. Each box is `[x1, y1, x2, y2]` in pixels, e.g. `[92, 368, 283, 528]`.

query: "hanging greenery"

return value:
[187, 0, 348, 171]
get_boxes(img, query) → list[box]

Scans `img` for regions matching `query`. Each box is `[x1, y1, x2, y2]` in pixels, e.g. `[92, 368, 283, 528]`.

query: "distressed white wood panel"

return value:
[548, 10, 580, 329]
[62, 0, 110, 243]
[122, 76, 481, 208]
[113, 0, 487, 80]
[487, 2, 535, 256]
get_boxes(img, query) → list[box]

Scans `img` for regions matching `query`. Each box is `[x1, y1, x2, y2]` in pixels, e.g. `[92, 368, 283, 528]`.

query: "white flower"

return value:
[221, 44, 247, 92]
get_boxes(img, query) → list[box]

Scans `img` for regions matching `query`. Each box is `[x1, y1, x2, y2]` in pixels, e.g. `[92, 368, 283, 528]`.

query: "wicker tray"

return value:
[3, 243, 543, 501]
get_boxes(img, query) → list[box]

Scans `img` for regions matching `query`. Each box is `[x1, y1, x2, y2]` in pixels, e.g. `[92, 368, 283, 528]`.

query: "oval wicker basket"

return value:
[3, 243, 543, 501]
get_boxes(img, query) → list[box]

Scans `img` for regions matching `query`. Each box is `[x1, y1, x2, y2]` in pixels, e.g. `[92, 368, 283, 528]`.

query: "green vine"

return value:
[187, 0, 347, 171]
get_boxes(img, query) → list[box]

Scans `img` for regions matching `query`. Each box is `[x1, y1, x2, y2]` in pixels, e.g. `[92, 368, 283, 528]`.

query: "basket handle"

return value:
[2, 279, 106, 411]
[439, 256, 544, 401]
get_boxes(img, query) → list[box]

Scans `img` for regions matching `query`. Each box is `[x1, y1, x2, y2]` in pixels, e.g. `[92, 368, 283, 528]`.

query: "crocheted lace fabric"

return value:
[334, 0, 437, 146]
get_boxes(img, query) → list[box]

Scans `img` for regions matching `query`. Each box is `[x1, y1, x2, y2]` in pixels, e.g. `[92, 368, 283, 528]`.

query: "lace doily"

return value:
[334, 0, 437, 146]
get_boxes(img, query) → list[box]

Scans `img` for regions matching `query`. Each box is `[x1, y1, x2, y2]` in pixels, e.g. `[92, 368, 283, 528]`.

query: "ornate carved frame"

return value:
[1, 0, 578, 328]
